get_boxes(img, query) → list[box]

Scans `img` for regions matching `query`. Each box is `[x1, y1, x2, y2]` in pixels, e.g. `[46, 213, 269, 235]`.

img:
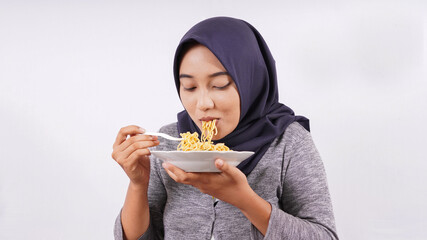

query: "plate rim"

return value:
[150, 150, 254, 154]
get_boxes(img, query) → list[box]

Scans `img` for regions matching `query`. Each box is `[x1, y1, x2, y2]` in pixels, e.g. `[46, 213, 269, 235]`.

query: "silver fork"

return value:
[143, 132, 183, 141]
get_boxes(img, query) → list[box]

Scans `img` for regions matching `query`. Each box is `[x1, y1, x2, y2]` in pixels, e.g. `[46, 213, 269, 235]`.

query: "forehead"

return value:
[179, 45, 226, 72]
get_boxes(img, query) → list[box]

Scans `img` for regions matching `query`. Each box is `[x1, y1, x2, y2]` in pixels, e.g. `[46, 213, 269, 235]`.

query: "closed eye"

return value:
[213, 82, 231, 90]
[183, 86, 196, 91]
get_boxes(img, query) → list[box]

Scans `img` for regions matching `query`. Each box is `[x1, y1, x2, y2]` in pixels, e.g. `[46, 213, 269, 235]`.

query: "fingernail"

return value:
[162, 162, 168, 169]
[216, 159, 223, 167]
[139, 127, 145, 133]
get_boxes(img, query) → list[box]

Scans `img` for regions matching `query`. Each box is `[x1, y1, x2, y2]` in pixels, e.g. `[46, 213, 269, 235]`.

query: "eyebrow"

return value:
[209, 71, 229, 78]
[179, 71, 229, 79]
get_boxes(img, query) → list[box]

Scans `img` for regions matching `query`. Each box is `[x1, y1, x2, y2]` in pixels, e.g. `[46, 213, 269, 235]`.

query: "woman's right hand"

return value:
[112, 125, 160, 188]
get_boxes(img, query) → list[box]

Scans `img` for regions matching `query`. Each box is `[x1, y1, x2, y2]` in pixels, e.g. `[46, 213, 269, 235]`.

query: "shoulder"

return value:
[268, 122, 311, 149]
[260, 122, 311, 165]
[282, 121, 311, 146]
[158, 122, 179, 137]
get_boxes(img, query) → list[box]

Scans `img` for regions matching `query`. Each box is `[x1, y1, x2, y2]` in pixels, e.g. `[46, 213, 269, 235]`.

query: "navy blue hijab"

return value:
[173, 17, 310, 175]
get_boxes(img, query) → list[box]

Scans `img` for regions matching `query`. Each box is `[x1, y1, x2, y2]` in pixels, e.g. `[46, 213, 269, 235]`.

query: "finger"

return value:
[118, 149, 150, 167]
[117, 134, 158, 153]
[163, 166, 178, 181]
[112, 136, 159, 162]
[121, 149, 150, 171]
[215, 158, 239, 176]
[120, 140, 159, 160]
[162, 162, 197, 184]
[113, 125, 145, 148]
[127, 149, 151, 165]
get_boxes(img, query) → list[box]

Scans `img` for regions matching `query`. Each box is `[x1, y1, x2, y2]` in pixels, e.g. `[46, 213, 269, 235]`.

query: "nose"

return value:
[196, 90, 214, 111]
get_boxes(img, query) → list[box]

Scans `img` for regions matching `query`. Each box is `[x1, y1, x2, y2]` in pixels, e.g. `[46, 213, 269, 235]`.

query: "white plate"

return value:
[150, 151, 254, 172]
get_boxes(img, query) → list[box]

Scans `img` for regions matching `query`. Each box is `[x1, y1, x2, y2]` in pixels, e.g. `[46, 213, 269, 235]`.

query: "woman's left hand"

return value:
[162, 159, 250, 208]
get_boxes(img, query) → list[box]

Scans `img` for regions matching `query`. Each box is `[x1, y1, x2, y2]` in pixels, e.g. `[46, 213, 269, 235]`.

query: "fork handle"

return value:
[143, 132, 182, 141]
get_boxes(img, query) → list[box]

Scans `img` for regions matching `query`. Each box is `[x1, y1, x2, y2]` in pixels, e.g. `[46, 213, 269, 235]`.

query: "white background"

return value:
[1, 0, 426, 239]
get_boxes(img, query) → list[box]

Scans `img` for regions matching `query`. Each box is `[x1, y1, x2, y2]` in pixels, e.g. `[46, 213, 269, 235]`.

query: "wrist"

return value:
[129, 181, 149, 193]
[235, 187, 259, 212]
[235, 187, 272, 236]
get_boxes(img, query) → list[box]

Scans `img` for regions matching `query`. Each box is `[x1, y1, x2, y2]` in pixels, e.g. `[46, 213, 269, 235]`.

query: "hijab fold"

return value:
[173, 17, 310, 175]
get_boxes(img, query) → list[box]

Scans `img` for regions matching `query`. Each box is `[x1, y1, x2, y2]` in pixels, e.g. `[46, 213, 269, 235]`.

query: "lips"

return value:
[199, 117, 219, 122]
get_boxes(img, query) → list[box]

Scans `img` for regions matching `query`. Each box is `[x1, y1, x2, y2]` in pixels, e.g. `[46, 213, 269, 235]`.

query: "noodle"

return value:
[177, 120, 231, 151]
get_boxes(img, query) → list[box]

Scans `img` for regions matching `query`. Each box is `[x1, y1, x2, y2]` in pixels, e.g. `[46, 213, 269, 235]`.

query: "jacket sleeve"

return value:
[114, 157, 167, 240]
[251, 129, 339, 240]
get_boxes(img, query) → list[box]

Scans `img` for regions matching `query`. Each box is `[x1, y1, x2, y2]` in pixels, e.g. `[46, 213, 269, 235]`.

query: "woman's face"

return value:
[179, 44, 240, 140]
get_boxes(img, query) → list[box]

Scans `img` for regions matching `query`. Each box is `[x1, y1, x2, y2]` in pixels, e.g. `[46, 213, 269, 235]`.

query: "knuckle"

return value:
[130, 142, 139, 151]
[127, 136, 136, 145]
[119, 127, 126, 134]
[181, 175, 190, 183]
[136, 135, 150, 142]
[176, 178, 184, 183]
[131, 148, 148, 157]
[128, 144, 135, 152]
[134, 141, 144, 149]
[116, 158, 125, 166]
[175, 175, 184, 183]
[137, 148, 149, 155]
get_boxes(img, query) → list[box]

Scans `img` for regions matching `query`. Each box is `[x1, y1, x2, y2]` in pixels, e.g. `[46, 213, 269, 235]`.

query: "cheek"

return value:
[230, 93, 241, 121]
[218, 90, 240, 120]
[180, 92, 194, 108]
[180, 93, 201, 127]
[214, 94, 230, 104]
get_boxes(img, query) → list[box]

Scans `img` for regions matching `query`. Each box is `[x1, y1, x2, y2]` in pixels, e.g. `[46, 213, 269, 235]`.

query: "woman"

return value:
[112, 17, 338, 240]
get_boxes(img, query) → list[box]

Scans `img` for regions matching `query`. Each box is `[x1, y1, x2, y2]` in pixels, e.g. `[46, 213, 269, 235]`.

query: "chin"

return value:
[214, 133, 226, 140]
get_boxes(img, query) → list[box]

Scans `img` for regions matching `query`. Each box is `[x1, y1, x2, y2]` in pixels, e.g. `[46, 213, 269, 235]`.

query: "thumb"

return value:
[215, 158, 236, 175]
